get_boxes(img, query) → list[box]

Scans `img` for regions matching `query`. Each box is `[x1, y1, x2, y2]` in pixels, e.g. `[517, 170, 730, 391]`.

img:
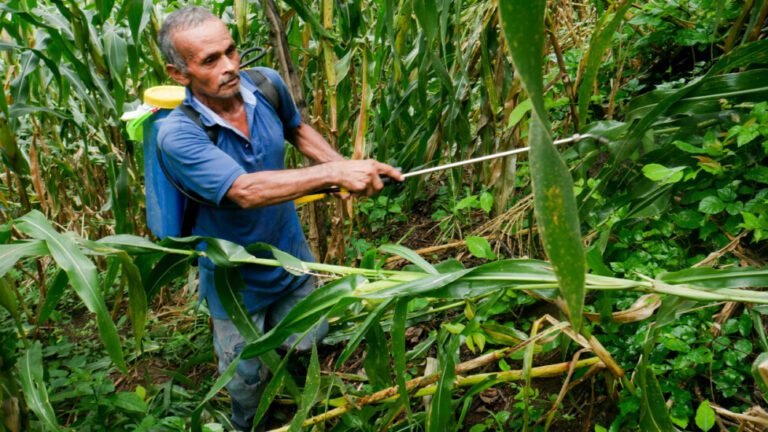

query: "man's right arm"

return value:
[226, 159, 402, 208]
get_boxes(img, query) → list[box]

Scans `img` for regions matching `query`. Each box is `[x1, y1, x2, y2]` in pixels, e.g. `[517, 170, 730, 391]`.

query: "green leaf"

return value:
[38, 270, 68, 325]
[642, 164, 686, 184]
[480, 192, 493, 213]
[380, 244, 438, 274]
[116, 252, 147, 346]
[240, 276, 363, 359]
[637, 360, 676, 431]
[0, 240, 49, 277]
[282, 0, 334, 39]
[577, 1, 633, 122]
[427, 334, 459, 432]
[335, 297, 394, 368]
[103, 28, 127, 86]
[694, 400, 715, 431]
[392, 298, 414, 421]
[699, 196, 726, 214]
[413, 0, 438, 43]
[0, 277, 18, 320]
[363, 322, 391, 389]
[110, 392, 147, 413]
[17, 211, 126, 371]
[465, 236, 496, 260]
[659, 266, 768, 289]
[192, 354, 241, 432]
[499, 0, 585, 331]
[289, 344, 321, 432]
[19, 342, 63, 431]
[144, 254, 191, 300]
[252, 351, 291, 426]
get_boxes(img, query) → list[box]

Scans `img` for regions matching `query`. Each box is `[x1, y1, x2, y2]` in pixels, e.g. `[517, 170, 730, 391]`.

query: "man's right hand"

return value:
[324, 160, 404, 197]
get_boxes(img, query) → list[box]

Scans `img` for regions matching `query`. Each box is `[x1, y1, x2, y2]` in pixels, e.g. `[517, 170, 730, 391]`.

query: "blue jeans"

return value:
[211, 277, 328, 431]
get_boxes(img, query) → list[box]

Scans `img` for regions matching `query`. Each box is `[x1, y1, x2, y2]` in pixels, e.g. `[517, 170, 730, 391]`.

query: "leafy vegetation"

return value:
[1, 0, 767, 431]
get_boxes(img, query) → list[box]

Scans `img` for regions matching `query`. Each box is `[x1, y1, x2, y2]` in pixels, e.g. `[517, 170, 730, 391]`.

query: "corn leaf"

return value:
[427, 333, 459, 431]
[19, 342, 64, 431]
[17, 210, 127, 372]
[499, 0, 586, 331]
[116, 252, 146, 346]
[0, 240, 49, 277]
[577, 1, 632, 122]
[253, 351, 291, 426]
[38, 269, 68, 325]
[658, 266, 768, 289]
[240, 275, 363, 359]
[392, 298, 415, 421]
[380, 243, 439, 274]
[288, 344, 321, 432]
[335, 297, 394, 368]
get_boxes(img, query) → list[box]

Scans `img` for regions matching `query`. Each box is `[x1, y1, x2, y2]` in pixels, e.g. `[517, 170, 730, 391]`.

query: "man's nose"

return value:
[221, 54, 238, 72]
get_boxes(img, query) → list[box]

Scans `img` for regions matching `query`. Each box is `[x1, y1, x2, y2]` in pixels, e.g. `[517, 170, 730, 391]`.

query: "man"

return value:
[157, 7, 402, 430]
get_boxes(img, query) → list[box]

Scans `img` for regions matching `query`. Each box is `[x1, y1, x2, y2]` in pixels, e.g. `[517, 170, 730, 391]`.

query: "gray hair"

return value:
[159, 6, 218, 73]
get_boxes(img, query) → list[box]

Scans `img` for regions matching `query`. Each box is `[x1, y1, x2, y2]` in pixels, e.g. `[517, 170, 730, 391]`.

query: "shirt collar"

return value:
[183, 71, 257, 139]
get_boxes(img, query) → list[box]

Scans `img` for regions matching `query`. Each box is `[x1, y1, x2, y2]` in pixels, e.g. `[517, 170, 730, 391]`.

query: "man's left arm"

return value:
[287, 123, 345, 164]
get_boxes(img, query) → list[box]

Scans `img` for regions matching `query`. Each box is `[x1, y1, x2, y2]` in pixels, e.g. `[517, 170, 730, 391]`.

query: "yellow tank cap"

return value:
[143, 86, 186, 109]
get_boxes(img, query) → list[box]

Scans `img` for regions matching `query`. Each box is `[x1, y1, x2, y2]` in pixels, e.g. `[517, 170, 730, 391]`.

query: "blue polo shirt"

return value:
[157, 67, 314, 319]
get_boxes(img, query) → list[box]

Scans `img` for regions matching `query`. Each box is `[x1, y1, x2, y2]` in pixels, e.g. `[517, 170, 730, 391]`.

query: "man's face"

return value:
[167, 19, 241, 101]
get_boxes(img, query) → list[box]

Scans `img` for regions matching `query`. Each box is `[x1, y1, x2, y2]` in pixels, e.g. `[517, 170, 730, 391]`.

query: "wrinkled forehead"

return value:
[173, 18, 233, 61]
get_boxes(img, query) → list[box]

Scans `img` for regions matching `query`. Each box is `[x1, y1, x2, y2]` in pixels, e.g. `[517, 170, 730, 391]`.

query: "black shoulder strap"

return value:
[245, 69, 281, 113]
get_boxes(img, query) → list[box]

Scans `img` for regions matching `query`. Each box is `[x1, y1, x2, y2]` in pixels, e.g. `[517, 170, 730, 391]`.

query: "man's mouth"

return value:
[221, 76, 239, 88]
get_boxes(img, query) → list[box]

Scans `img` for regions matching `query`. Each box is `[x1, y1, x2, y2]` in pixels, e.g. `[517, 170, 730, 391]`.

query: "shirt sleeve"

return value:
[157, 113, 246, 205]
[255, 67, 302, 131]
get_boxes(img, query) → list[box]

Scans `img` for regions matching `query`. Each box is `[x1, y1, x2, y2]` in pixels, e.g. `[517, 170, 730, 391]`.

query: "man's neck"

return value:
[191, 89, 244, 117]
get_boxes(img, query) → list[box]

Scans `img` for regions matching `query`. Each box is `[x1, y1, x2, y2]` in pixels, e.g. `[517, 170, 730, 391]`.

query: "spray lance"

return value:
[294, 133, 608, 205]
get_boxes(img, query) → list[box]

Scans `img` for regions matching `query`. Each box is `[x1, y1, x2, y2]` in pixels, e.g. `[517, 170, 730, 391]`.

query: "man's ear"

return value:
[166, 64, 190, 86]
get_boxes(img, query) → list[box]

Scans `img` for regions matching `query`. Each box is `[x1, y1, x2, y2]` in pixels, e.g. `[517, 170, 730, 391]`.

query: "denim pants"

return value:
[211, 277, 328, 430]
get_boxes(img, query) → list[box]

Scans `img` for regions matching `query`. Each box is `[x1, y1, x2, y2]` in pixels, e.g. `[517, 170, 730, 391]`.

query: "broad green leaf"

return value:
[289, 344, 321, 432]
[191, 354, 241, 432]
[19, 342, 63, 431]
[380, 243, 439, 274]
[17, 211, 126, 371]
[240, 275, 363, 359]
[0, 240, 49, 277]
[499, 0, 585, 331]
[427, 333, 459, 432]
[392, 298, 414, 421]
[214, 267, 261, 342]
[0, 277, 18, 319]
[699, 196, 726, 214]
[465, 236, 496, 260]
[694, 400, 715, 431]
[577, 1, 632, 122]
[637, 361, 676, 431]
[253, 351, 291, 426]
[116, 252, 147, 346]
[659, 267, 768, 289]
[144, 254, 191, 300]
[642, 164, 685, 184]
[363, 322, 391, 389]
[103, 27, 127, 86]
[125, 0, 151, 45]
[38, 270, 69, 324]
[282, 0, 334, 39]
[335, 297, 394, 368]
[413, 0, 438, 43]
